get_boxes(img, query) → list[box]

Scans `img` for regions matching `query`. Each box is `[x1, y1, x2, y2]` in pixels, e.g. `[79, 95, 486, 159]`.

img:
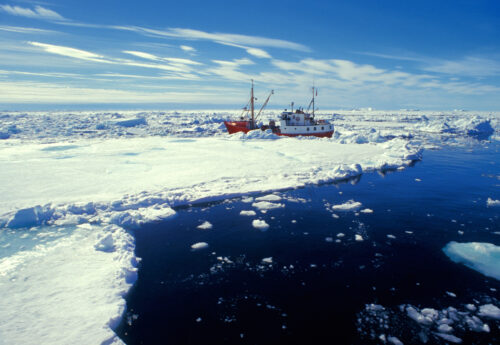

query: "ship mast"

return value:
[312, 85, 315, 118]
[251, 79, 255, 129]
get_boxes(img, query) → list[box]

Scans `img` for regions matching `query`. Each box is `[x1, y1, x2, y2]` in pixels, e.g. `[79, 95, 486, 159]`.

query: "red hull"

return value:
[224, 121, 252, 134]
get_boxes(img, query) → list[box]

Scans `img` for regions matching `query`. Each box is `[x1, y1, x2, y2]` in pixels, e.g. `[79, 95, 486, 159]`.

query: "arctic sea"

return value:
[118, 141, 499, 345]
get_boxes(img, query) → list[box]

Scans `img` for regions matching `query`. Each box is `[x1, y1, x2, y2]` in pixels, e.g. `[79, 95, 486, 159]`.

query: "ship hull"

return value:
[224, 121, 252, 134]
[277, 130, 334, 138]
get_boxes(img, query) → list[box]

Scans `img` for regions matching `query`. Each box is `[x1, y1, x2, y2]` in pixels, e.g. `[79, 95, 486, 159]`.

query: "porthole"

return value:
[314, 127, 316, 130]
[321, 126, 324, 130]
[307, 127, 310, 131]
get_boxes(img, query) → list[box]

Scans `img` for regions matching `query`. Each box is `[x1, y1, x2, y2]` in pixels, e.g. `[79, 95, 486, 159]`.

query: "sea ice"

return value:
[252, 201, 285, 211]
[252, 219, 269, 230]
[360, 208, 373, 213]
[486, 198, 500, 206]
[332, 200, 362, 211]
[0, 136, 421, 229]
[191, 242, 209, 250]
[255, 194, 282, 202]
[443, 242, 500, 281]
[240, 210, 256, 216]
[478, 304, 500, 320]
[434, 333, 462, 343]
[197, 221, 213, 230]
[355, 234, 364, 241]
[387, 336, 404, 345]
[0, 224, 137, 345]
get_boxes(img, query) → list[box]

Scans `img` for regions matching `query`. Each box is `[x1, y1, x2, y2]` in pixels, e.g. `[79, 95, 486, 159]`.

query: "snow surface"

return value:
[0, 136, 420, 228]
[0, 224, 137, 345]
[443, 242, 500, 281]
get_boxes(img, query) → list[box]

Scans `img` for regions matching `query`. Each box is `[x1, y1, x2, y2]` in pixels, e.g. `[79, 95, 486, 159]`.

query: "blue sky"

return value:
[0, 0, 499, 110]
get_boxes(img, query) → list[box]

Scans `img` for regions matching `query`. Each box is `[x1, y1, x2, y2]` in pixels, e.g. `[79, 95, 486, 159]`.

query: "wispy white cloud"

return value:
[122, 50, 202, 65]
[358, 51, 500, 78]
[113, 26, 310, 52]
[0, 4, 64, 21]
[208, 58, 255, 82]
[355, 51, 425, 62]
[180, 45, 195, 52]
[122, 50, 160, 61]
[0, 25, 56, 34]
[0, 81, 242, 103]
[0, 69, 80, 78]
[216, 41, 271, 59]
[28, 41, 109, 63]
[95, 72, 201, 81]
[28, 42, 200, 73]
[422, 56, 500, 77]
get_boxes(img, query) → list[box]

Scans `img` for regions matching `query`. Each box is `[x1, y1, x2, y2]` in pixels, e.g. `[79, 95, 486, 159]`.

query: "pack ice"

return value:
[0, 109, 496, 345]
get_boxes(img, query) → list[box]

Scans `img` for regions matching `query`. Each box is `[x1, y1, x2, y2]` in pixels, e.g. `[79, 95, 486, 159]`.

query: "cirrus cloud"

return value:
[0, 4, 64, 21]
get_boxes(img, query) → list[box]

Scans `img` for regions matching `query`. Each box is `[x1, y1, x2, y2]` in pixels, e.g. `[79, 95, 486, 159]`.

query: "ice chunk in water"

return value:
[443, 242, 500, 281]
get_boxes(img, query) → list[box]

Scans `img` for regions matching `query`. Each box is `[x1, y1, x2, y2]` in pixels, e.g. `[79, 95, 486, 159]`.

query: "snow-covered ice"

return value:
[478, 304, 500, 320]
[332, 200, 363, 211]
[252, 201, 285, 211]
[262, 257, 273, 264]
[252, 219, 269, 230]
[197, 221, 213, 230]
[443, 242, 500, 281]
[240, 210, 257, 216]
[487, 198, 500, 207]
[0, 224, 137, 345]
[0, 135, 420, 228]
[254, 194, 282, 202]
[191, 242, 209, 250]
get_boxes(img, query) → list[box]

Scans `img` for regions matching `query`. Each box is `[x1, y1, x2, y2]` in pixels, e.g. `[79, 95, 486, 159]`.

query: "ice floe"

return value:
[255, 194, 282, 202]
[487, 198, 500, 207]
[240, 210, 257, 216]
[252, 219, 269, 230]
[0, 224, 137, 345]
[252, 201, 285, 211]
[358, 301, 497, 344]
[443, 242, 500, 281]
[196, 221, 213, 230]
[332, 200, 362, 211]
[1, 136, 421, 229]
[478, 304, 500, 320]
[191, 242, 209, 250]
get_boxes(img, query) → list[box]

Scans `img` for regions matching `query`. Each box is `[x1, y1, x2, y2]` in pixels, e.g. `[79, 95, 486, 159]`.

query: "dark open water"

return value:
[118, 141, 499, 344]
